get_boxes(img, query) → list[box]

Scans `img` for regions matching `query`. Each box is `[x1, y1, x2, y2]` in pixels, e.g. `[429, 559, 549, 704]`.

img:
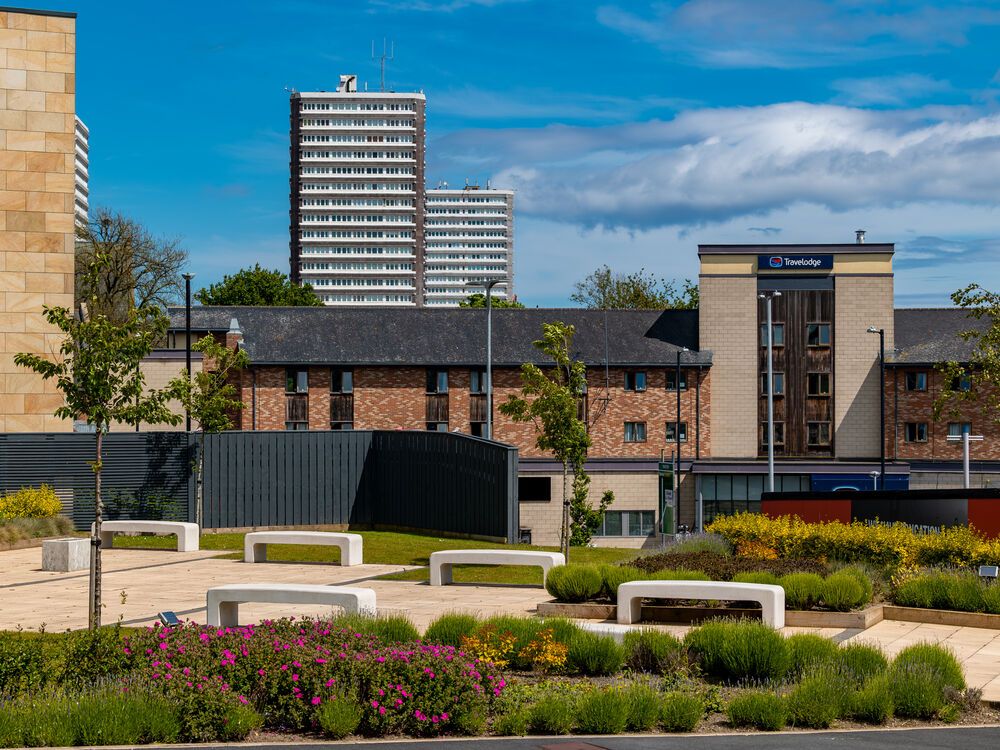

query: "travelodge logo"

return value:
[757, 254, 833, 271]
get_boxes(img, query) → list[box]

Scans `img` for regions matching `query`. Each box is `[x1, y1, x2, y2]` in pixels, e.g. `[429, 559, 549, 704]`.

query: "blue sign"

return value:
[758, 254, 833, 271]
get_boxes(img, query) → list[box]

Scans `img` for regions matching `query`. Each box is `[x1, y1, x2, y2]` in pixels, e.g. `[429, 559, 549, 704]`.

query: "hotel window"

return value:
[905, 422, 928, 442]
[666, 421, 688, 442]
[597, 510, 655, 537]
[759, 323, 784, 347]
[807, 372, 831, 397]
[761, 422, 785, 447]
[624, 371, 647, 392]
[330, 368, 354, 430]
[807, 421, 831, 446]
[806, 323, 831, 347]
[665, 369, 688, 391]
[760, 372, 784, 396]
[947, 422, 973, 438]
[624, 421, 647, 443]
[905, 372, 927, 391]
[285, 368, 309, 430]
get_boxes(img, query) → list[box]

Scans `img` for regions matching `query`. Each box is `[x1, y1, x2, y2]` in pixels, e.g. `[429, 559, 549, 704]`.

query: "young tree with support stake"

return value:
[15, 256, 180, 629]
[499, 322, 612, 558]
[169, 335, 250, 528]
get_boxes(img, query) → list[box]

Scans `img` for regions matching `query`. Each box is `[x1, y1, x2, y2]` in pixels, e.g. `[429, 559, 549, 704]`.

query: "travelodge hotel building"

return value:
[162, 240, 996, 547]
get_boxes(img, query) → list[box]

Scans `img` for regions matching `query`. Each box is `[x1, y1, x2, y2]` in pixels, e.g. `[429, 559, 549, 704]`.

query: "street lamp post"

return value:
[182, 273, 194, 432]
[867, 326, 885, 489]
[759, 291, 781, 492]
[673, 347, 688, 537]
[947, 426, 984, 489]
[466, 279, 505, 440]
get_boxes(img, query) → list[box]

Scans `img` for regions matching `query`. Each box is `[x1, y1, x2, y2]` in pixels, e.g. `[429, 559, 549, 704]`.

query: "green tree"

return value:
[15, 256, 181, 629]
[75, 208, 188, 324]
[459, 293, 525, 308]
[169, 336, 250, 529]
[934, 283, 1000, 422]
[499, 322, 612, 557]
[195, 264, 323, 306]
[570, 472, 614, 547]
[571, 265, 699, 309]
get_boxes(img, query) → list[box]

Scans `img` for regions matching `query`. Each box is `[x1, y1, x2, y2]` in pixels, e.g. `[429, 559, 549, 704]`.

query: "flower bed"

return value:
[0, 611, 988, 745]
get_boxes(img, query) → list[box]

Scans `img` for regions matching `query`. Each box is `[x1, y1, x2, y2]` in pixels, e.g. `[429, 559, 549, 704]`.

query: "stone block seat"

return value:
[429, 549, 565, 586]
[616, 580, 785, 629]
[205, 583, 376, 627]
[42, 537, 89, 572]
[243, 531, 362, 566]
[93, 520, 199, 552]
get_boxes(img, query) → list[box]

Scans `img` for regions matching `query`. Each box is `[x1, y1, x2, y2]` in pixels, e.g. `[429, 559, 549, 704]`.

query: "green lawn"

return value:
[108, 529, 639, 585]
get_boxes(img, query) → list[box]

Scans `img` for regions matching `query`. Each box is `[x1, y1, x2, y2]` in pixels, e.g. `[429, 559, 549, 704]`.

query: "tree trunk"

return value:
[196, 432, 205, 528]
[89, 428, 103, 630]
[561, 461, 570, 561]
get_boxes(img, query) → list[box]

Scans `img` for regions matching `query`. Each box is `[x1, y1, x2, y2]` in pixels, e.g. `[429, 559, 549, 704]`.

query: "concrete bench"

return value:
[617, 580, 785, 629]
[205, 583, 377, 627]
[243, 531, 363, 566]
[429, 549, 565, 586]
[42, 537, 89, 572]
[92, 520, 199, 552]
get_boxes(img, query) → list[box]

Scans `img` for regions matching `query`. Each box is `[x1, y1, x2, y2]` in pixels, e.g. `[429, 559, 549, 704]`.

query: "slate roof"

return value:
[892, 308, 991, 365]
[166, 306, 711, 367]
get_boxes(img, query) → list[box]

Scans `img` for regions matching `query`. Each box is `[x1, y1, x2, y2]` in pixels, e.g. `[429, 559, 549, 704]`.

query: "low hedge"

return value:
[0, 486, 61, 522]
[894, 569, 1000, 614]
[630, 550, 829, 579]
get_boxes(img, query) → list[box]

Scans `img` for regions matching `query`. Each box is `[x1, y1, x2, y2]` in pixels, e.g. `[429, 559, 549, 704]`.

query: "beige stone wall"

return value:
[698, 274, 757, 458]
[111, 354, 199, 432]
[518, 470, 696, 549]
[0, 10, 75, 432]
[833, 275, 894, 458]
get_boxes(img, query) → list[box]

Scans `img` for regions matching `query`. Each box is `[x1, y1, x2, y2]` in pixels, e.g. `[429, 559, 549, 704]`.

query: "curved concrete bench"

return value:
[205, 583, 377, 627]
[93, 520, 199, 552]
[244, 531, 363, 566]
[429, 549, 565, 586]
[616, 580, 785, 629]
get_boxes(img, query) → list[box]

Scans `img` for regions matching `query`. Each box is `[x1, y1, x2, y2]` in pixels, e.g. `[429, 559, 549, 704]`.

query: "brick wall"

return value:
[238, 364, 712, 460]
[0, 9, 76, 432]
[890, 367, 1000, 461]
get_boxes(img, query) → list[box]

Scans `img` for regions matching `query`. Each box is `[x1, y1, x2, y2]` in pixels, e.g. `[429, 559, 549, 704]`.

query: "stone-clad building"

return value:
[0, 6, 77, 432]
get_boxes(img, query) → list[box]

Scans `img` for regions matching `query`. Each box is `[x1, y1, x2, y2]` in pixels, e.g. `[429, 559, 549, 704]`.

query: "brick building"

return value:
[152, 240, 1000, 546]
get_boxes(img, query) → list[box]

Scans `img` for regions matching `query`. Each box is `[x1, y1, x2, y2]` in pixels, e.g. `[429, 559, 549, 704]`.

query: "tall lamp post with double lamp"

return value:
[182, 272, 194, 432]
[866, 326, 885, 489]
[466, 279, 505, 439]
[759, 291, 781, 492]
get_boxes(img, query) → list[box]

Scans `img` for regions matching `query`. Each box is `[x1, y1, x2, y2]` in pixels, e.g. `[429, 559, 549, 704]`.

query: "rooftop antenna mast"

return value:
[372, 38, 394, 92]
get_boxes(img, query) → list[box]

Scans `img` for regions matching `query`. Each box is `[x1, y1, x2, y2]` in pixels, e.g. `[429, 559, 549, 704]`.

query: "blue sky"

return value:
[51, 0, 1000, 305]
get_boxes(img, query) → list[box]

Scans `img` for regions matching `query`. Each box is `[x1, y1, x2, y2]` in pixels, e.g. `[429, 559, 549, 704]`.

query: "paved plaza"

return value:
[3, 545, 1000, 702]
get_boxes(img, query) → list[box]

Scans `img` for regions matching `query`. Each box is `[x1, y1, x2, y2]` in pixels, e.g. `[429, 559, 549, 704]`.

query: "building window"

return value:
[760, 323, 784, 347]
[905, 371, 927, 391]
[426, 369, 448, 394]
[761, 422, 785, 447]
[760, 372, 784, 395]
[598, 510, 655, 537]
[947, 422, 973, 438]
[624, 421, 647, 443]
[904, 422, 928, 442]
[806, 323, 831, 347]
[285, 368, 309, 430]
[701, 473, 809, 523]
[286, 368, 308, 394]
[950, 374, 972, 392]
[666, 369, 688, 391]
[624, 371, 647, 392]
[330, 368, 354, 430]
[807, 421, 831, 446]
[666, 421, 688, 442]
[807, 372, 831, 397]
[518, 476, 551, 502]
[470, 369, 487, 394]
[426, 422, 448, 432]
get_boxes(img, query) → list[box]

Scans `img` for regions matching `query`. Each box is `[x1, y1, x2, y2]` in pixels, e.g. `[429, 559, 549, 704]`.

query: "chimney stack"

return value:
[855, 229, 866, 244]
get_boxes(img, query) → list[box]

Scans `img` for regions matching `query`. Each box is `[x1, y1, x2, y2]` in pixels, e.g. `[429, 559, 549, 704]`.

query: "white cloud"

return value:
[596, 1, 1000, 69]
[431, 102, 1000, 229]
[831, 74, 954, 106]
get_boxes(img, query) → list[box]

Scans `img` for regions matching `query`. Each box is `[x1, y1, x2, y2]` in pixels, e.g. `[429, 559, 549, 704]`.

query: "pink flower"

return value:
[311, 697, 322, 705]
[379, 706, 386, 716]
[292, 674, 299, 682]
[258, 669, 266, 676]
